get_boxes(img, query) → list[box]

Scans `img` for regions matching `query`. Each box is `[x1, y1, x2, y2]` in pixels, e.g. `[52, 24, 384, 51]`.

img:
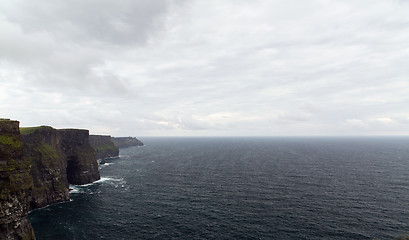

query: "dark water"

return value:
[29, 137, 409, 239]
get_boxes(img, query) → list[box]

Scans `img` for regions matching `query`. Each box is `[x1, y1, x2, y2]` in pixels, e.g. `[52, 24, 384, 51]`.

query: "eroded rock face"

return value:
[58, 129, 100, 185]
[112, 137, 144, 149]
[21, 127, 69, 209]
[89, 135, 119, 160]
[1, 121, 102, 240]
[0, 119, 35, 240]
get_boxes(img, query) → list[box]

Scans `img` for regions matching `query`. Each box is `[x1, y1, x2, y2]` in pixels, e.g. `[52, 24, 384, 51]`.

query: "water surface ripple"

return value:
[29, 137, 409, 239]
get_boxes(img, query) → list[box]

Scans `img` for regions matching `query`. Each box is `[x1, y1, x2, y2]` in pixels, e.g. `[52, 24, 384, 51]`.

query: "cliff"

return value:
[89, 135, 119, 160]
[112, 137, 143, 148]
[58, 129, 100, 185]
[0, 119, 35, 240]
[21, 126, 69, 209]
[1, 120, 101, 240]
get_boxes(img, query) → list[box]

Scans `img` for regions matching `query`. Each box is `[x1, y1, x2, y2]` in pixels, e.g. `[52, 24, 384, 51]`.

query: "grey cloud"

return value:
[1, 0, 409, 136]
[0, 0, 181, 96]
[1, 0, 173, 45]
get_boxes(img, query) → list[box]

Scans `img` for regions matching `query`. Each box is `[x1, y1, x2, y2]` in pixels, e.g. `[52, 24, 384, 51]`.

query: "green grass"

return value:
[0, 157, 31, 172]
[24, 141, 60, 170]
[0, 135, 23, 148]
[0, 168, 33, 200]
[93, 144, 118, 152]
[34, 142, 59, 160]
[20, 126, 50, 135]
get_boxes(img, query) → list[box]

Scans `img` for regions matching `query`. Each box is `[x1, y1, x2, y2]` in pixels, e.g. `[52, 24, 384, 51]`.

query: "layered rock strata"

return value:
[1, 121, 101, 240]
[89, 135, 119, 160]
[58, 129, 100, 185]
[0, 119, 35, 240]
[21, 126, 69, 209]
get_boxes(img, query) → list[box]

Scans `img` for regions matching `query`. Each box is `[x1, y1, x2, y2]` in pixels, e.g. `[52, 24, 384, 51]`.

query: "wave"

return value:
[99, 162, 115, 170]
[69, 186, 81, 194]
[96, 177, 124, 183]
[74, 177, 124, 187]
[69, 177, 126, 194]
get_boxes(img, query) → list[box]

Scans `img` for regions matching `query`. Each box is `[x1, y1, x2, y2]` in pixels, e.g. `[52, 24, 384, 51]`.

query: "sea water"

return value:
[28, 137, 409, 239]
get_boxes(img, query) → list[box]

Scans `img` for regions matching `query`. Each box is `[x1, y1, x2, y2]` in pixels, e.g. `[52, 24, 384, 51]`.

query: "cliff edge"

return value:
[89, 135, 119, 160]
[1, 121, 101, 240]
[112, 137, 143, 149]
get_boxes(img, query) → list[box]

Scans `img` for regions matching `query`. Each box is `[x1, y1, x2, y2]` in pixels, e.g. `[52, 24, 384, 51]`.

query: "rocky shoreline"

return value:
[0, 119, 142, 240]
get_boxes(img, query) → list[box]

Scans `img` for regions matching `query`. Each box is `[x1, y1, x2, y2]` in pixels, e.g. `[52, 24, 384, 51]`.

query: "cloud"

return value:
[1, 0, 409, 136]
[1, 0, 173, 45]
[374, 117, 394, 124]
[0, 0, 177, 96]
[343, 116, 409, 135]
[345, 118, 369, 128]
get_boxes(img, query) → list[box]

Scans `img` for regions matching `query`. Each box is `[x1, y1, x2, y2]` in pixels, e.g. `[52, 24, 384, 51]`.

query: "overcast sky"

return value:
[1, 0, 409, 136]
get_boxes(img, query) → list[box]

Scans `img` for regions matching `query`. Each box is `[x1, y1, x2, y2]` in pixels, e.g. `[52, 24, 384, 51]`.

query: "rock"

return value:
[1, 121, 102, 240]
[89, 135, 119, 160]
[111, 137, 144, 149]
[0, 119, 36, 240]
[58, 129, 100, 185]
[21, 126, 70, 209]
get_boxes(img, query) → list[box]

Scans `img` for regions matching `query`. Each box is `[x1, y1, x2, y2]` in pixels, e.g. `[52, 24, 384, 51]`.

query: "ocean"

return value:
[28, 137, 409, 239]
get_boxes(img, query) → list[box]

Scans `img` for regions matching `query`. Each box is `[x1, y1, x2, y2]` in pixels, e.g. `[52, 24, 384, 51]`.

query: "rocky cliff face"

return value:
[58, 129, 100, 185]
[89, 135, 119, 160]
[1, 120, 102, 240]
[21, 127, 69, 209]
[112, 137, 143, 149]
[0, 119, 35, 240]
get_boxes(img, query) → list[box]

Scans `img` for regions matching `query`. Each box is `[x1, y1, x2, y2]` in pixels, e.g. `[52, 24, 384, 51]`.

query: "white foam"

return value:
[99, 162, 115, 170]
[75, 182, 94, 187]
[69, 177, 126, 195]
[71, 177, 124, 187]
[97, 177, 124, 183]
[69, 185, 82, 194]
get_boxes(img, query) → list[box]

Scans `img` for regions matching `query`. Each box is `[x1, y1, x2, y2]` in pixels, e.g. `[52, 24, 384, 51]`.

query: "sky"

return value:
[1, 0, 409, 137]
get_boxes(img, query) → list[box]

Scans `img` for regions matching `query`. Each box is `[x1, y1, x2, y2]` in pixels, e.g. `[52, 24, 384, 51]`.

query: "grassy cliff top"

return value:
[20, 126, 52, 135]
[0, 118, 17, 125]
[58, 128, 89, 132]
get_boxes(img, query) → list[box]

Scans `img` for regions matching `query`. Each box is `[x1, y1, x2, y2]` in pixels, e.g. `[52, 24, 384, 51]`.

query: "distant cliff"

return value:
[112, 137, 144, 148]
[89, 135, 119, 160]
[1, 120, 101, 240]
